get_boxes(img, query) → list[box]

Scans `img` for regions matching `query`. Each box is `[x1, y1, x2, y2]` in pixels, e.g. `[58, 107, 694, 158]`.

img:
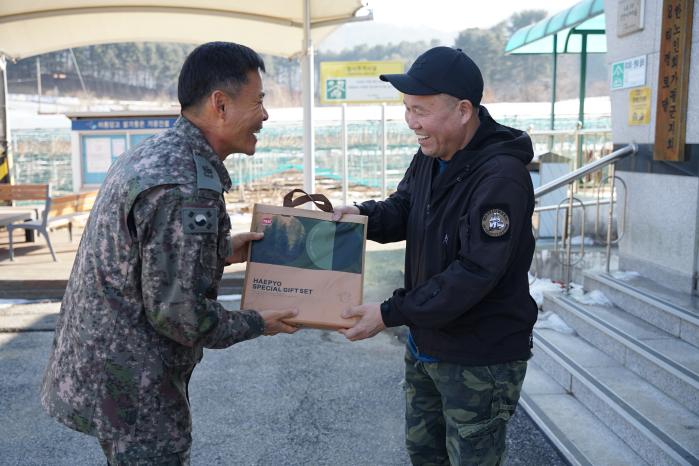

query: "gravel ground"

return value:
[0, 245, 565, 465]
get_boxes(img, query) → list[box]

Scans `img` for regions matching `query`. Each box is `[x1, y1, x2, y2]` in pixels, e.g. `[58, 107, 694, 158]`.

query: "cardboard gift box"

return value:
[241, 190, 367, 329]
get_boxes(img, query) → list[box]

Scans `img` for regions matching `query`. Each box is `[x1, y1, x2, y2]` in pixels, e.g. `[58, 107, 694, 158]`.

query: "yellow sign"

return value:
[629, 86, 651, 125]
[320, 61, 404, 105]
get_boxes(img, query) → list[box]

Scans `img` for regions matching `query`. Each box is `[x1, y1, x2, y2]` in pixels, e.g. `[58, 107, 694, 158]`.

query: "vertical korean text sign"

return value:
[654, 0, 693, 161]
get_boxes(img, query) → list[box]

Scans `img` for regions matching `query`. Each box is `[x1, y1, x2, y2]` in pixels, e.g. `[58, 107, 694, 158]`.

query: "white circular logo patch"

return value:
[481, 209, 510, 237]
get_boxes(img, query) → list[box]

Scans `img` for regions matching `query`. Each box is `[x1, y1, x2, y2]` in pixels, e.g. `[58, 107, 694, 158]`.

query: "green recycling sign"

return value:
[612, 63, 624, 89]
[326, 79, 347, 100]
[611, 55, 646, 90]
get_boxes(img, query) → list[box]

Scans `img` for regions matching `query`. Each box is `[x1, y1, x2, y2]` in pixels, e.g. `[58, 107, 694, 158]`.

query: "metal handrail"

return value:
[529, 128, 611, 137]
[535, 198, 611, 213]
[534, 143, 637, 199]
[532, 143, 637, 292]
[595, 174, 628, 245]
[553, 196, 586, 265]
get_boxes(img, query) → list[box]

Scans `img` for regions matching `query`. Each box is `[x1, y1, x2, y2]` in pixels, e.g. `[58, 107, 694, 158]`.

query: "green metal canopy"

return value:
[504, 0, 607, 160]
[505, 0, 606, 55]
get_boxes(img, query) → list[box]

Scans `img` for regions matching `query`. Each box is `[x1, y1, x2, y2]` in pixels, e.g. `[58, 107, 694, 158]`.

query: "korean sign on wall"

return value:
[72, 116, 177, 185]
[628, 87, 651, 125]
[617, 0, 645, 37]
[654, 0, 693, 161]
[611, 55, 647, 90]
[320, 61, 403, 105]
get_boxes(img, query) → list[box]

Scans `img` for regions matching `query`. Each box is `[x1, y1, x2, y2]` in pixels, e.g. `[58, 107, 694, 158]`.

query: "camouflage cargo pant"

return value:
[99, 438, 190, 466]
[404, 350, 527, 466]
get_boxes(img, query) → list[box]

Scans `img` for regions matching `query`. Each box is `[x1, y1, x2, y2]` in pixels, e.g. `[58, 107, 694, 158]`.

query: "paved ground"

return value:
[0, 222, 566, 465]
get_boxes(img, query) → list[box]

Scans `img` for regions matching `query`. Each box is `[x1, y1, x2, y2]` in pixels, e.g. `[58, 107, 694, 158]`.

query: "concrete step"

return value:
[544, 293, 699, 415]
[521, 361, 647, 466]
[533, 327, 699, 465]
[584, 271, 699, 348]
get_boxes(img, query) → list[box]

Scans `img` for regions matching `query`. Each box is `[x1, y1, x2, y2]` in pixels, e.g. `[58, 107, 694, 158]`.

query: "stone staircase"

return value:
[522, 271, 699, 465]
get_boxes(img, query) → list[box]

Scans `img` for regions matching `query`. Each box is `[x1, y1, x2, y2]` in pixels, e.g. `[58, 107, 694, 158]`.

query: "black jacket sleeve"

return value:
[381, 174, 532, 328]
[359, 154, 416, 243]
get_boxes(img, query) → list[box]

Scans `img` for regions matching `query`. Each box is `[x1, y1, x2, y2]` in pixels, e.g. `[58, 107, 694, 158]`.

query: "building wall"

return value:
[606, 0, 698, 293]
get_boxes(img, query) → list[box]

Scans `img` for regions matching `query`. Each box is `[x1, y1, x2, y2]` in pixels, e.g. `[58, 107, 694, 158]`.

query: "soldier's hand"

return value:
[338, 303, 385, 341]
[331, 205, 360, 222]
[259, 308, 300, 335]
[226, 232, 264, 265]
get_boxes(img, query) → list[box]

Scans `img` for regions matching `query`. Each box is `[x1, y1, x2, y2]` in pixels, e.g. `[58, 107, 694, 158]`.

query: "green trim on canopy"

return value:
[505, 0, 606, 55]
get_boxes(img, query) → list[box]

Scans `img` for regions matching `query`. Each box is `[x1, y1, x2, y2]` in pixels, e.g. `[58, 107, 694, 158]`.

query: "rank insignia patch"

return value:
[481, 208, 510, 238]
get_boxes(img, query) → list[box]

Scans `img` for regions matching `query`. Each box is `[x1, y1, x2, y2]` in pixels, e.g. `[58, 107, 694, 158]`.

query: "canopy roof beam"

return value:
[0, 1, 370, 60]
[0, 5, 367, 30]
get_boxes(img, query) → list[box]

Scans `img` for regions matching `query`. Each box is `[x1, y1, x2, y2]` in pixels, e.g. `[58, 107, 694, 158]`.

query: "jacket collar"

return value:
[428, 107, 494, 189]
[174, 115, 233, 192]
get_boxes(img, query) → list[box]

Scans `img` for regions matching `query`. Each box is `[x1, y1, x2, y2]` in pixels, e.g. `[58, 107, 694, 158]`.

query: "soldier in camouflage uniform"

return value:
[41, 42, 298, 465]
[334, 47, 537, 465]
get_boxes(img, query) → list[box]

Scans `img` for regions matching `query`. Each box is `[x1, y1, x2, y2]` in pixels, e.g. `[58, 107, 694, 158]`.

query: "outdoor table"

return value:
[0, 211, 36, 242]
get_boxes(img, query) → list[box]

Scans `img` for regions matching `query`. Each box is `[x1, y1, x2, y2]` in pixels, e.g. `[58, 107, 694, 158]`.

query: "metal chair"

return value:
[8, 195, 73, 262]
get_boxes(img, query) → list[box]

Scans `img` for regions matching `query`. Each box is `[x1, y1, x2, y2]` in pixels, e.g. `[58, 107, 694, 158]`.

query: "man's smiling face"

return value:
[403, 93, 470, 161]
[220, 69, 268, 156]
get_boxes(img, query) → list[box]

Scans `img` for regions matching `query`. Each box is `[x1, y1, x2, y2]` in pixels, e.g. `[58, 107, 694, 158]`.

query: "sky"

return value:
[364, 0, 581, 31]
[319, 0, 584, 51]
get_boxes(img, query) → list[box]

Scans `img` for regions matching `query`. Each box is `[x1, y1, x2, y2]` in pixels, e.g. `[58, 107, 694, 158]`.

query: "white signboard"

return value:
[617, 0, 644, 37]
[611, 55, 646, 90]
[85, 137, 112, 172]
[327, 77, 399, 102]
[320, 61, 403, 104]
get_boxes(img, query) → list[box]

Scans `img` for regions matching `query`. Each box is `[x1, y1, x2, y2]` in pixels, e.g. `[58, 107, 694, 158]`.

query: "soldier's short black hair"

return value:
[178, 42, 266, 110]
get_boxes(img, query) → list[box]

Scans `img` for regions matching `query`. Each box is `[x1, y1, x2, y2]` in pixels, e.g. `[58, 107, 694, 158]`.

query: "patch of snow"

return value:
[570, 287, 613, 306]
[529, 275, 564, 309]
[611, 270, 641, 281]
[218, 294, 242, 302]
[535, 311, 576, 335]
[570, 235, 595, 246]
[0, 298, 35, 309]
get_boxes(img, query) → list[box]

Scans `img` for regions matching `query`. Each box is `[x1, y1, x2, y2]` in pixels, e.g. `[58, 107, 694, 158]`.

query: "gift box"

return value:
[241, 190, 367, 329]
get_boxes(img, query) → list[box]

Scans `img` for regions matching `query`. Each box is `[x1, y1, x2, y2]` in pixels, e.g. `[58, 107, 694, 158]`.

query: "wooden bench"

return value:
[0, 183, 50, 204]
[0, 184, 49, 242]
[0, 183, 49, 216]
[6, 188, 99, 262]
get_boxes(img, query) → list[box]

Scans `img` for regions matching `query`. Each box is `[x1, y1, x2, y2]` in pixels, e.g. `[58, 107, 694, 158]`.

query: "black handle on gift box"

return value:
[283, 189, 334, 213]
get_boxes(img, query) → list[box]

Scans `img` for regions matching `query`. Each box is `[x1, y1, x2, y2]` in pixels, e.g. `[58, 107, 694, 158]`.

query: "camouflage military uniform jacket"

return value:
[41, 116, 265, 455]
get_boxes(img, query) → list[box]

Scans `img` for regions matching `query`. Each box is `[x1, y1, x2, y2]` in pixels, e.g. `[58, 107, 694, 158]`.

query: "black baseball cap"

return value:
[380, 46, 483, 107]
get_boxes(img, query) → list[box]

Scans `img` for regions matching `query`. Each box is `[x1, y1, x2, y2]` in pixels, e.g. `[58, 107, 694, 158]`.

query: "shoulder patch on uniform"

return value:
[481, 207, 510, 238]
[182, 207, 218, 234]
[193, 154, 223, 193]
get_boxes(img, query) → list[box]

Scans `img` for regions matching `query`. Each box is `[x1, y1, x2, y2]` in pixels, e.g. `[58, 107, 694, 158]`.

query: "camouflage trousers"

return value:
[99, 438, 190, 466]
[404, 350, 527, 466]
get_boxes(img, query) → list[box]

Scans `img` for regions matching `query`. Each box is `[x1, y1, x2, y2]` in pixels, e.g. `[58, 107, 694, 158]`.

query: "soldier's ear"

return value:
[210, 90, 227, 118]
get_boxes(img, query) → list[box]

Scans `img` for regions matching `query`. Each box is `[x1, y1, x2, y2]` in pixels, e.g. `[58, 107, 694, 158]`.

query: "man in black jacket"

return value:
[333, 47, 537, 465]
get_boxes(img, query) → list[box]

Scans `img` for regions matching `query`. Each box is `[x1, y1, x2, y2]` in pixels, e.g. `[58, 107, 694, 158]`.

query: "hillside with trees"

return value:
[6, 10, 608, 107]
